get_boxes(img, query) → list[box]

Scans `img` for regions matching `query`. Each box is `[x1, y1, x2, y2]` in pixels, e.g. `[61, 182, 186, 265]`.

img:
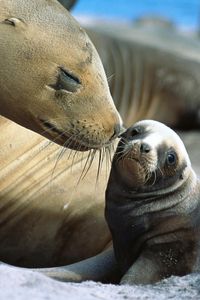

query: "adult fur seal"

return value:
[0, 0, 122, 151]
[0, 0, 123, 268]
[106, 120, 200, 284]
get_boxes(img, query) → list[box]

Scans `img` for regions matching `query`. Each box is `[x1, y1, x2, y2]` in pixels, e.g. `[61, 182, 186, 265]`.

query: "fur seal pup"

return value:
[106, 120, 200, 284]
[0, 0, 122, 151]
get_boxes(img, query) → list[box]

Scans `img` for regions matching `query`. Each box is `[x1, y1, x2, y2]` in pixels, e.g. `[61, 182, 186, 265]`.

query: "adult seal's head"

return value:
[106, 120, 199, 284]
[0, 0, 122, 150]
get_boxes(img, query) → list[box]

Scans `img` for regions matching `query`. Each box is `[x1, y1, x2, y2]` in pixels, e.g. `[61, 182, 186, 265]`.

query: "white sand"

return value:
[0, 264, 200, 300]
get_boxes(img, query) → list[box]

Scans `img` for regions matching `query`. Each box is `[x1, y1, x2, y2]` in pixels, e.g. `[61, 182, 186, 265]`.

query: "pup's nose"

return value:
[140, 143, 151, 153]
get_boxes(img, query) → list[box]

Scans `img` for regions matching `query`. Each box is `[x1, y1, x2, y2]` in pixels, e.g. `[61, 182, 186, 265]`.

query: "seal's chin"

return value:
[38, 119, 111, 151]
[116, 153, 147, 188]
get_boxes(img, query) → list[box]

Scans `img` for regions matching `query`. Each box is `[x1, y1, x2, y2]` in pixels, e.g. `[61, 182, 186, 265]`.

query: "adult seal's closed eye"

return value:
[0, 0, 122, 151]
[106, 120, 200, 285]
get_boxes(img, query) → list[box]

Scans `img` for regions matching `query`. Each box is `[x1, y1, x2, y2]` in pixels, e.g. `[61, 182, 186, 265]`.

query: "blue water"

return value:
[72, 0, 199, 29]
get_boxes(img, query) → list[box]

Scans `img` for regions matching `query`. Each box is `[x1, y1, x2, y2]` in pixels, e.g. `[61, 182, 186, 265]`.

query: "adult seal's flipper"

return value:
[57, 0, 77, 10]
[35, 248, 121, 284]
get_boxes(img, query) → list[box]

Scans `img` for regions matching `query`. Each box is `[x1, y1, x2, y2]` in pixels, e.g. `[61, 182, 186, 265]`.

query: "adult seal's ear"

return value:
[57, 0, 77, 10]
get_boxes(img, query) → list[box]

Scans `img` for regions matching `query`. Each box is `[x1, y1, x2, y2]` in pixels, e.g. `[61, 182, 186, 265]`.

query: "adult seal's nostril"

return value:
[140, 143, 151, 153]
[110, 124, 126, 140]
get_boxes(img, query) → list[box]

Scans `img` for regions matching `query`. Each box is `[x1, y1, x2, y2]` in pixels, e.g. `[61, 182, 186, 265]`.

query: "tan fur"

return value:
[0, 116, 112, 267]
[0, 0, 123, 267]
[87, 25, 200, 129]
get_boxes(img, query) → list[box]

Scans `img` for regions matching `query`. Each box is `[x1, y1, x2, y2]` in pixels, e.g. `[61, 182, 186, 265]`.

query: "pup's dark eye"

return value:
[130, 127, 140, 137]
[50, 68, 81, 93]
[167, 153, 176, 165]
[120, 126, 140, 140]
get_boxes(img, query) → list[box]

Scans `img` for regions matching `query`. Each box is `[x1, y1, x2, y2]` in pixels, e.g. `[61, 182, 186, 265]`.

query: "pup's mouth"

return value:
[38, 119, 111, 151]
[115, 142, 160, 191]
[116, 142, 141, 163]
[119, 152, 141, 171]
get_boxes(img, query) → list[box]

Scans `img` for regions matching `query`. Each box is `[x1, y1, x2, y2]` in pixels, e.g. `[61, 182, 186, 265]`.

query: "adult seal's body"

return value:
[106, 120, 200, 284]
[0, 0, 122, 267]
[87, 24, 200, 129]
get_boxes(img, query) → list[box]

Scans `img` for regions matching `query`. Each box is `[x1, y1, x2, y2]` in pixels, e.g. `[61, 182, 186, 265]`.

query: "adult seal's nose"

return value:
[110, 124, 126, 140]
